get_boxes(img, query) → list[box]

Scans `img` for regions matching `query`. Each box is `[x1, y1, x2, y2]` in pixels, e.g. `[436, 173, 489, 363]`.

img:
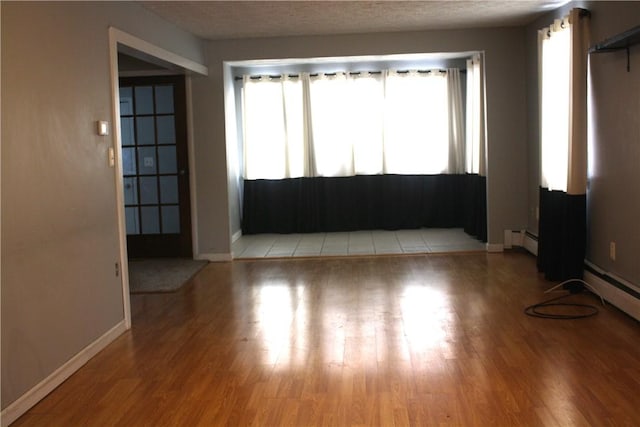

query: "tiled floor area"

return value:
[232, 228, 486, 259]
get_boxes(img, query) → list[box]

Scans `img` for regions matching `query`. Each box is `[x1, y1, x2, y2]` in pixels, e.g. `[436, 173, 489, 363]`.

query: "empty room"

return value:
[2, 1, 640, 426]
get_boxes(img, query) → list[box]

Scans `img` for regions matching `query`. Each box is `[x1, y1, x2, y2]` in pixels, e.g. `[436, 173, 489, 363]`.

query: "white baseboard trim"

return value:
[1, 320, 127, 427]
[504, 230, 526, 249]
[486, 243, 504, 253]
[584, 269, 640, 322]
[195, 252, 232, 262]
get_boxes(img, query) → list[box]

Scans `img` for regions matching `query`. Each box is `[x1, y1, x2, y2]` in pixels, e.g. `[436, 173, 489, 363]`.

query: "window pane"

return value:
[156, 116, 176, 145]
[119, 87, 133, 115]
[141, 206, 160, 234]
[136, 117, 155, 146]
[135, 86, 154, 114]
[159, 176, 178, 204]
[155, 85, 174, 114]
[121, 117, 135, 146]
[161, 206, 180, 234]
[139, 176, 158, 204]
[122, 147, 137, 175]
[384, 72, 448, 174]
[123, 177, 138, 205]
[137, 147, 157, 175]
[158, 145, 177, 174]
[125, 207, 139, 235]
[466, 58, 482, 174]
[541, 27, 570, 191]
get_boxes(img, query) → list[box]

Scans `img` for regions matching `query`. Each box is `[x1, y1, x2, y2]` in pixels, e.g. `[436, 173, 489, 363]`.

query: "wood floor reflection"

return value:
[15, 253, 640, 426]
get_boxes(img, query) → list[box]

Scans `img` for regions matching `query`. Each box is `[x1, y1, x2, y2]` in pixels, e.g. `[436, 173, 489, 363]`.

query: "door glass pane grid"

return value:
[120, 83, 180, 236]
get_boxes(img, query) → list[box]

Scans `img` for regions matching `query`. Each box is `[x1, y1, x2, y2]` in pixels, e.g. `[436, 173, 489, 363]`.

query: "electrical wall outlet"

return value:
[610, 241, 616, 261]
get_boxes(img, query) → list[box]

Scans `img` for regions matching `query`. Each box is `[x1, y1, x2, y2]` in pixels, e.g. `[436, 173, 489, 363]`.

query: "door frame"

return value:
[108, 27, 208, 328]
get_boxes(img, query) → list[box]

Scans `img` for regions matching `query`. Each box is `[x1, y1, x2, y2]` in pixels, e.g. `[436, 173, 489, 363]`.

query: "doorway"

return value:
[109, 28, 209, 327]
[119, 75, 192, 258]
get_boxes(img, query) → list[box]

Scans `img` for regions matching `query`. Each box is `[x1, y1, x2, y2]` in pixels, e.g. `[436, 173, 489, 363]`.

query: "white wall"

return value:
[1, 0, 206, 413]
[191, 27, 529, 251]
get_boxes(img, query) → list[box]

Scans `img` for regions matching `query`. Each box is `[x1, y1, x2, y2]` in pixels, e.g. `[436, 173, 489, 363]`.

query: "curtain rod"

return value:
[233, 69, 463, 81]
[578, 8, 591, 18]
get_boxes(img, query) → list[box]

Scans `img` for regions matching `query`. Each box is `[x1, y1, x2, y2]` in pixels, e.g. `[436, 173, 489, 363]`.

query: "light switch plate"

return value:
[97, 120, 109, 136]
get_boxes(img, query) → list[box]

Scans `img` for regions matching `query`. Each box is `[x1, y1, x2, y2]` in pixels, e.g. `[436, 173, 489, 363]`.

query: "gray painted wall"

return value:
[525, 1, 640, 286]
[1, 1, 206, 409]
[191, 27, 530, 251]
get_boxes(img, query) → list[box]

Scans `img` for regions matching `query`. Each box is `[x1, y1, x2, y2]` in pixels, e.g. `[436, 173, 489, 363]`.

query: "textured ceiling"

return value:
[142, 1, 566, 41]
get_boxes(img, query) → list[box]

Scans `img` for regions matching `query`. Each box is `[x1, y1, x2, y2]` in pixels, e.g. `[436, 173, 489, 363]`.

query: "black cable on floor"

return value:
[524, 292, 599, 320]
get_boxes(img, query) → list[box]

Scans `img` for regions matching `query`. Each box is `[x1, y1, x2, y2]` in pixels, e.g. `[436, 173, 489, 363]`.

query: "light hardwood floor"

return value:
[13, 252, 640, 426]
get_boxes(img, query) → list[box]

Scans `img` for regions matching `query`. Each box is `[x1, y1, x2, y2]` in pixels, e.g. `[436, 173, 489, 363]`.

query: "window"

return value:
[540, 17, 571, 192]
[308, 72, 385, 176]
[241, 69, 465, 180]
[242, 76, 305, 179]
[384, 71, 449, 174]
[465, 54, 485, 175]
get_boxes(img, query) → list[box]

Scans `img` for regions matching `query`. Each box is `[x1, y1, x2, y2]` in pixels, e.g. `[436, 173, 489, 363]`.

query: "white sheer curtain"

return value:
[242, 69, 467, 179]
[242, 75, 307, 180]
[383, 70, 449, 174]
[350, 73, 385, 175]
[308, 72, 385, 176]
[540, 18, 571, 191]
[447, 68, 465, 174]
[566, 9, 590, 195]
[465, 54, 486, 175]
[539, 10, 590, 194]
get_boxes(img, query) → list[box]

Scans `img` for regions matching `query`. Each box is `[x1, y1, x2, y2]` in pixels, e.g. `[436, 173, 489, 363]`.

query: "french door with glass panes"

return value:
[119, 75, 192, 258]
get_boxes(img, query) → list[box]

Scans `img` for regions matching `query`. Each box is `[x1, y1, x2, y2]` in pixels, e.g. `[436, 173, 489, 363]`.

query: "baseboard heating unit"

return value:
[583, 261, 640, 321]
